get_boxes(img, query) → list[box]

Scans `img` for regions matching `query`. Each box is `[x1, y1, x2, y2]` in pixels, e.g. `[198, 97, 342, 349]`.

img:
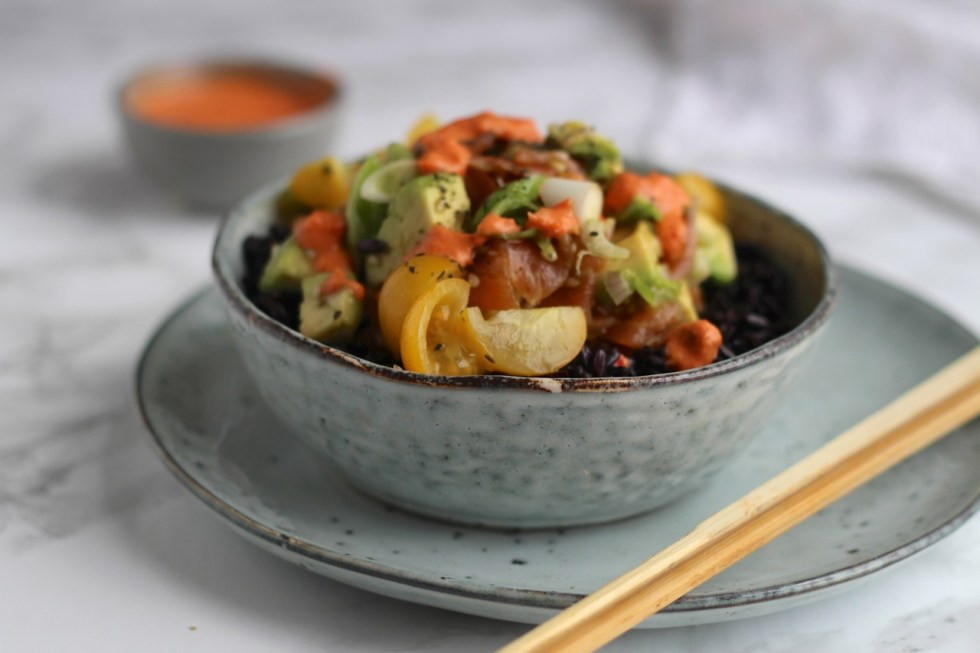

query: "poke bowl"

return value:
[211, 112, 836, 528]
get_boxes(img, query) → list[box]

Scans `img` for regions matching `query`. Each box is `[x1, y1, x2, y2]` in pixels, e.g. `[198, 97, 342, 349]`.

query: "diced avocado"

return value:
[676, 282, 698, 321]
[259, 236, 315, 292]
[468, 176, 544, 232]
[605, 222, 681, 307]
[298, 273, 362, 344]
[690, 250, 711, 284]
[608, 222, 662, 276]
[546, 121, 623, 182]
[365, 173, 470, 286]
[694, 211, 737, 283]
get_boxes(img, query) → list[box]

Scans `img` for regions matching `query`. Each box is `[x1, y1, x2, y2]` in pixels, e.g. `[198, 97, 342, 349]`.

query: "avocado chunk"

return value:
[604, 222, 682, 307]
[365, 173, 470, 286]
[469, 176, 543, 232]
[298, 273, 362, 344]
[693, 212, 737, 283]
[546, 121, 623, 182]
[608, 221, 662, 277]
[676, 282, 699, 322]
[259, 236, 315, 292]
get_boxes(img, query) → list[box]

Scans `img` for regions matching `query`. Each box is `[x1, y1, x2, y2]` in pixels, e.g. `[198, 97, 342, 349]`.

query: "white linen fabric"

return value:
[638, 0, 980, 212]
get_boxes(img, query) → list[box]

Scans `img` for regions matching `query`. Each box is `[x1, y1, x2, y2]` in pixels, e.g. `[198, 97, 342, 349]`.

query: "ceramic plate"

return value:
[136, 266, 980, 628]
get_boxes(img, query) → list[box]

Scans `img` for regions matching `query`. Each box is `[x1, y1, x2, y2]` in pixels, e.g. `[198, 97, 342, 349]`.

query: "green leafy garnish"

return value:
[620, 268, 681, 307]
[535, 235, 558, 262]
[468, 176, 544, 232]
[546, 121, 623, 182]
[617, 196, 661, 224]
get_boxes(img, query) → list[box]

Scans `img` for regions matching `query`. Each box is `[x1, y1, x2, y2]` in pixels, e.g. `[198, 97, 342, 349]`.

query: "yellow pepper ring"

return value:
[400, 278, 486, 376]
[462, 306, 587, 377]
[675, 172, 726, 224]
[288, 156, 350, 210]
[378, 255, 463, 358]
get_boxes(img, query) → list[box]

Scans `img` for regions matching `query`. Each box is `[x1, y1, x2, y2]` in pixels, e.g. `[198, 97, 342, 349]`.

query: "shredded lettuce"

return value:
[617, 196, 661, 224]
[546, 121, 623, 182]
[621, 268, 682, 307]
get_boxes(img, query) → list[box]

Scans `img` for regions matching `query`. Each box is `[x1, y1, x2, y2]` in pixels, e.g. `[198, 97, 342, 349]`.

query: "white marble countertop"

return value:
[2, 1, 978, 650]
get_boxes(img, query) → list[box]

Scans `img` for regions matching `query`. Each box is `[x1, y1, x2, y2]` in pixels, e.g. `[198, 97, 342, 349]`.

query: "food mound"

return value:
[242, 112, 791, 377]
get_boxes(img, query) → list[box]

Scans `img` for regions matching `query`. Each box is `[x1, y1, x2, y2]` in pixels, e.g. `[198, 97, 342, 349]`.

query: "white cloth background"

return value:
[640, 0, 980, 213]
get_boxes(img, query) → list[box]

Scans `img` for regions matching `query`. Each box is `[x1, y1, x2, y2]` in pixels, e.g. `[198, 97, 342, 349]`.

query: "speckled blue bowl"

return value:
[211, 177, 836, 528]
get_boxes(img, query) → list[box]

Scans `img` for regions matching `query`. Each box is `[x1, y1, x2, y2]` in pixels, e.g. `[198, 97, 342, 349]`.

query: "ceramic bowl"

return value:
[117, 59, 343, 209]
[211, 177, 836, 528]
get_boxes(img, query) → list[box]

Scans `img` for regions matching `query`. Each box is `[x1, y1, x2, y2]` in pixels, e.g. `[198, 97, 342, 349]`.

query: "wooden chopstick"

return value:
[500, 346, 980, 653]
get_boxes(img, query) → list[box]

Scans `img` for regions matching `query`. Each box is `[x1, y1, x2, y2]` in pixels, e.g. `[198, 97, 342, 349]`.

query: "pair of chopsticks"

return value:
[501, 346, 980, 653]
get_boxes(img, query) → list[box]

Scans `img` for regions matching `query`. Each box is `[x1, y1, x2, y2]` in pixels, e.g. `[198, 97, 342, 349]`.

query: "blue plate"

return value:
[136, 266, 979, 627]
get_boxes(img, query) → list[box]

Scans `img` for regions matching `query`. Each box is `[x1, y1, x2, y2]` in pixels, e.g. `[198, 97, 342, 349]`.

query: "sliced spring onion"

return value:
[539, 177, 603, 223]
[359, 159, 418, 203]
[604, 270, 633, 305]
[345, 155, 387, 258]
[582, 219, 629, 260]
[535, 236, 558, 262]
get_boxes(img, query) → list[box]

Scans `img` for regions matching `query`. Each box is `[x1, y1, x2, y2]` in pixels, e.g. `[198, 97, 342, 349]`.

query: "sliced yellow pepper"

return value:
[400, 278, 486, 376]
[405, 113, 441, 147]
[288, 156, 350, 210]
[675, 172, 726, 224]
[378, 255, 463, 357]
[462, 306, 587, 377]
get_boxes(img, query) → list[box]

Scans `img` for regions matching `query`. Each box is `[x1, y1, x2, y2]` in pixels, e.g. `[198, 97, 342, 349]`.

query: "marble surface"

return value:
[1, 0, 978, 651]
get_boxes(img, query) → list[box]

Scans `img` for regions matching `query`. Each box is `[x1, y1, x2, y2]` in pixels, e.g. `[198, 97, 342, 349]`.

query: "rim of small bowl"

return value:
[211, 175, 838, 392]
[116, 57, 342, 139]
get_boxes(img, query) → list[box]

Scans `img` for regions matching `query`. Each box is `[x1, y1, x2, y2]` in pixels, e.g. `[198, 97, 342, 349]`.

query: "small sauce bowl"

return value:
[117, 59, 343, 209]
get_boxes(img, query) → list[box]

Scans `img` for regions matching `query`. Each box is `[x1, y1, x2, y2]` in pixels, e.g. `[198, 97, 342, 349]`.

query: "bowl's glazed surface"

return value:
[212, 176, 835, 527]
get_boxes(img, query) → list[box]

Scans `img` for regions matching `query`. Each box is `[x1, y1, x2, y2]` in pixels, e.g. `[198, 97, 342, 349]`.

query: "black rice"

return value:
[241, 223, 298, 329]
[700, 243, 793, 360]
[241, 235, 792, 377]
[553, 243, 793, 377]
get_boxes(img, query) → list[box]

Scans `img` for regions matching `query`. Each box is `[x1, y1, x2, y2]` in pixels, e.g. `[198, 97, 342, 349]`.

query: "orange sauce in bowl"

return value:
[125, 65, 334, 131]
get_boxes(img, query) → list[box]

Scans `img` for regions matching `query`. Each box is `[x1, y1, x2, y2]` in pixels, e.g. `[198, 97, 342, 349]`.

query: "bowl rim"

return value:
[211, 173, 838, 392]
[116, 56, 342, 139]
